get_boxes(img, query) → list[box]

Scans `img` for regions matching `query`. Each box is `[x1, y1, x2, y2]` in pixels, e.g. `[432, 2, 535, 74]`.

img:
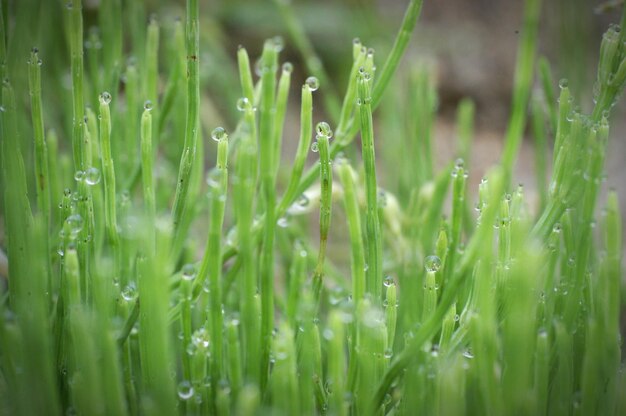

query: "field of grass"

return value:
[1, 0, 626, 414]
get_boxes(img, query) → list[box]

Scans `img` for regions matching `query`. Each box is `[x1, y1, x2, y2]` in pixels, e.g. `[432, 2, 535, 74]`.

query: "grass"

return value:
[1, 0, 626, 414]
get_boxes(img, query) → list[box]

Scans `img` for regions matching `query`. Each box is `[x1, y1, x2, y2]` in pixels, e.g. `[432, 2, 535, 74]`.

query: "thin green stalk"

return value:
[327, 311, 347, 416]
[233, 103, 260, 384]
[271, 323, 299, 414]
[145, 16, 159, 146]
[171, 0, 199, 240]
[370, 0, 424, 107]
[46, 130, 62, 226]
[500, 0, 541, 181]
[99, 0, 122, 93]
[140, 103, 155, 248]
[180, 273, 193, 382]
[537, 57, 557, 132]
[227, 319, 243, 402]
[312, 131, 332, 304]
[258, 40, 279, 391]
[28, 48, 51, 291]
[337, 159, 366, 303]
[157, 18, 185, 138]
[98, 92, 120, 251]
[287, 241, 307, 326]
[28, 48, 50, 226]
[277, 83, 313, 215]
[530, 94, 548, 212]
[122, 61, 139, 184]
[385, 280, 397, 348]
[137, 231, 177, 416]
[358, 73, 382, 300]
[198, 130, 229, 394]
[237, 46, 255, 105]
[2, 80, 33, 305]
[68, 0, 85, 171]
[273, 62, 292, 176]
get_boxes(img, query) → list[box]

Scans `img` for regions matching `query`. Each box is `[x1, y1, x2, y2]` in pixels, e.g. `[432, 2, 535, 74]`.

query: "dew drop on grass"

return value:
[99, 91, 112, 105]
[311, 141, 319, 152]
[74, 170, 85, 182]
[143, 100, 153, 111]
[192, 327, 210, 348]
[272, 36, 285, 52]
[177, 380, 194, 400]
[305, 76, 319, 91]
[384, 348, 393, 359]
[315, 121, 333, 138]
[66, 214, 84, 235]
[211, 126, 227, 142]
[236, 97, 249, 112]
[85, 167, 101, 185]
[182, 264, 197, 281]
[559, 78, 569, 89]
[353, 37, 361, 47]
[277, 217, 289, 228]
[383, 275, 394, 287]
[297, 194, 309, 207]
[282, 62, 293, 74]
[121, 283, 138, 301]
[424, 255, 441, 273]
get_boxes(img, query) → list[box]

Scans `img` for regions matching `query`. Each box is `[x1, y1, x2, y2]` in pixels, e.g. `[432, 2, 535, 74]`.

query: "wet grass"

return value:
[1, 0, 626, 415]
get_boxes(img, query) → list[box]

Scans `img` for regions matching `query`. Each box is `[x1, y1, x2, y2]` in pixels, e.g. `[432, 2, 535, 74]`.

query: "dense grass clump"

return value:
[1, 0, 626, 414]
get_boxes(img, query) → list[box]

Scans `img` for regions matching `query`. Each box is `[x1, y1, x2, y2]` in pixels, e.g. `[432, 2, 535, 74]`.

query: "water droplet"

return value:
[99, 91, 112, 105]
[311, 141, 319, 152]
[305, 76, 319, 91]
[211, 126, 227, 142]
[559, 78, 569, 89]
[384, 348, 393, 359]
[297, 194, 309, 207]
[85, 167, 101, 185]
[462, 349, 474, 359]
[282, 62, 293, 74]
[177, 380, 195, 400]
[383, 275, 394, 287]
[182, 264, 197, 281]
[353, 37, 361, 47]
[315, 121, 333, 138]
[277, 217, 289, 228]
[74, 170, 85, 182]
[144, 100, 153, 111]
[66, 214, 84, 235]
[236, 97, 249, 112]
[192, 327, 210, 349]
[272, 36, 285, 52]
[121, 283, 138, 301]
[424, 255, 441, 273]
[322, 328, 334, 340]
